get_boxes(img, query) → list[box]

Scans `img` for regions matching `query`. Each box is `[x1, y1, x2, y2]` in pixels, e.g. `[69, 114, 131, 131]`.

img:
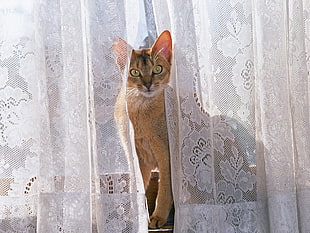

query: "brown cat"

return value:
[113, 31, 173, 228]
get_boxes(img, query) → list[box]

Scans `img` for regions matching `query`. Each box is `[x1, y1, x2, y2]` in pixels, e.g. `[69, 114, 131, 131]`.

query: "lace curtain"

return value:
[0, 0, 309, 232]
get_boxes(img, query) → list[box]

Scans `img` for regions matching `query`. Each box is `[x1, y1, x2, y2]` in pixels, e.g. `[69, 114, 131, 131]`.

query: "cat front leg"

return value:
[135, 139, 157, 189]
[148, 139, 173, 229]
[138, 157, 153, 190]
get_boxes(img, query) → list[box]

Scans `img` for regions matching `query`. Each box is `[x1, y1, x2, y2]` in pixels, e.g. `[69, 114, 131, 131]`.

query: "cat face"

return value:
[127, 48, 171, 98]
[114, 31, 172, 98]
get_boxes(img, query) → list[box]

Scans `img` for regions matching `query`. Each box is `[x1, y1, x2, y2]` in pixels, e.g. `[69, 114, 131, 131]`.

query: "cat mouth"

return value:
[141, 89, 157, 97]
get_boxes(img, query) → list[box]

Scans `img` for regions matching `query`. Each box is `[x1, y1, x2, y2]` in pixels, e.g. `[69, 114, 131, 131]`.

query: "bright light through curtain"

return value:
[0, 0, 309, 232]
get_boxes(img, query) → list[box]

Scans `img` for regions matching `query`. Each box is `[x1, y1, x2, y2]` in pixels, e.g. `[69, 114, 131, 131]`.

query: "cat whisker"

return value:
[126, 88, 140, 97]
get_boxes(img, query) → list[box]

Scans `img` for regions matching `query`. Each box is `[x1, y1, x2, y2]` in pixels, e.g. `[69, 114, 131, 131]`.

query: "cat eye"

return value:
[130, 69, 140, 77]
[152, 65, 162, 74]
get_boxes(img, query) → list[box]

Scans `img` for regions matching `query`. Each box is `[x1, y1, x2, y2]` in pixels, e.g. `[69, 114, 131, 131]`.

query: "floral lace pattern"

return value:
[5, 0, 150, 231]
[161, 0, 310, 232]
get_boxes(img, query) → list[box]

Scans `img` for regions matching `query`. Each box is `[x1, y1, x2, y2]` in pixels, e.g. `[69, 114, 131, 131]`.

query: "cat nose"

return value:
[143, 82, 152, 89]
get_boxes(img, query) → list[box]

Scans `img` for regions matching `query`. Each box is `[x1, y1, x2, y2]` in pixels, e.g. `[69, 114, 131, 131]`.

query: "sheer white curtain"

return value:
[161, 0, 310, 232]
[0, 0, 309, 232]
[0, 0, 148, 232]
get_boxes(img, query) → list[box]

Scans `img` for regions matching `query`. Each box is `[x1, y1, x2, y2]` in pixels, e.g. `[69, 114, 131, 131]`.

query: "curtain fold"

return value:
[87, 0, 148, 232]
[253, 0, 310, 231]
[162, 0, 260, 232]
[0, 0, 309, 232]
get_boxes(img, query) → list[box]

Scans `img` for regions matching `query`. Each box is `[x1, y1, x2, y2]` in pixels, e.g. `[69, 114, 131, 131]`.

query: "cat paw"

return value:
[149, 215, 166, 229]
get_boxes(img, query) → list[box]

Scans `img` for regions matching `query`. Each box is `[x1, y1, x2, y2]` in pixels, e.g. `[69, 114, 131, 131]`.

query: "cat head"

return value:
[113, 30, 172, 98]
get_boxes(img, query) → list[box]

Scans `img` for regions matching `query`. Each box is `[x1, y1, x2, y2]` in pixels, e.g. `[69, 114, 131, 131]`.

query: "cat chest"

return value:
[128, 109, 166, 139]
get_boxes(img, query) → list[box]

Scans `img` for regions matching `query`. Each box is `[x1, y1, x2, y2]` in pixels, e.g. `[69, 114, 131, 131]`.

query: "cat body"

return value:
[113, 31, 173, 228]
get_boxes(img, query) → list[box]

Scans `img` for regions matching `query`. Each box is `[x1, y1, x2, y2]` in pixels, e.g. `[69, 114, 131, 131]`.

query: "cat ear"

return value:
[113, 38, 132, 71]
[151, 30, 172, 63]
